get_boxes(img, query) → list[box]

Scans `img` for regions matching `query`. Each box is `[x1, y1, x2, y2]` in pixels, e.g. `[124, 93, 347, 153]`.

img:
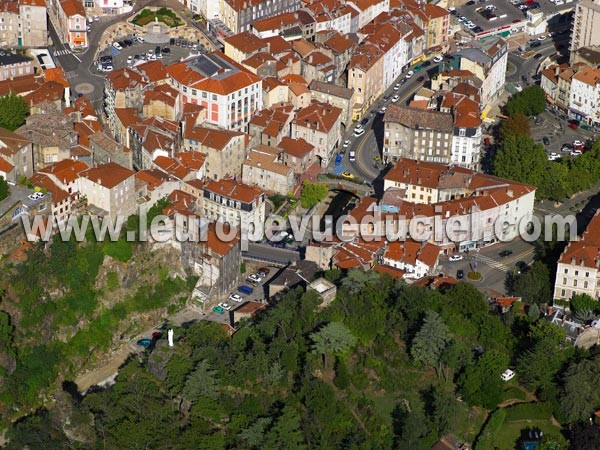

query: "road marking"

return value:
[54, 49, 71, 56]
[354, 130, 378, 179]
[474, 254, 510, 273]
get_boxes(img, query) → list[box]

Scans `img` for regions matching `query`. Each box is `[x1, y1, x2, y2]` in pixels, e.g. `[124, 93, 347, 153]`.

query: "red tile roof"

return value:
[80, 162, 134, 189]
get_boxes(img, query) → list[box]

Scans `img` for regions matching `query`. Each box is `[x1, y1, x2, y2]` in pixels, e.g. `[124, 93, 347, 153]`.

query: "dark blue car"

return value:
[238, 285, 254, 295]
[335, 154, 343, 166]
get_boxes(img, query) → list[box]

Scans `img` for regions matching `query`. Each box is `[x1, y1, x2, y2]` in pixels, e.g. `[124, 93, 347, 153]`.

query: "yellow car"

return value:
[341, 171, 354, 180]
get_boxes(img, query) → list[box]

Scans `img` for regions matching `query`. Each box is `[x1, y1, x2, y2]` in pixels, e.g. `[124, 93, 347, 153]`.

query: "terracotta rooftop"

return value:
[204, 178, 263, 204]
[224, 31, 267, 54]
[80, 162, 135, 189]
[384, 104, 453, 132]
[292, 101, 342, 133]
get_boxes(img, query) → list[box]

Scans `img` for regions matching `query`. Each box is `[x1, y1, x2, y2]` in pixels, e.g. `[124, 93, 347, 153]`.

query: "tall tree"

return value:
[505, 85, 546, 116]
[570, 294, 599, 322]
[493, 134, 549, 190]
[311, 322, 356, 369]
[512, 261, 552, 305]
[499, 113, 531, 139]
[182, 360, 219, 402]
[560, 357, 600, 423]
[0, 176, 8, 201]
[0, 93, 28, 130]
[410, 311, 450, 377]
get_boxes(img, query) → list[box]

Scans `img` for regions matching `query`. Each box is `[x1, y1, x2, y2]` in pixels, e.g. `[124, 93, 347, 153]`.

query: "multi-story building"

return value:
[221, 0, 302, 35]
[104, 68, 147, 137]
[78, 162, 136, 219]
[441, 93, 483, 170]
[348, 0, 390, 29]
[29, 158, 88, 225]
[182, 124, 248, 180]
[382, 240, 442, 280]
[571, 0, 600, 57]
[342, 158, 537, 252]
[554, 212, 600, 300]
[347, 39, 384, 118]
[383, 105, 454, 165]
[309, 80, 354, 130]
[568, 65, 600, 126]
[457, 37, 507, 105]
[0, 53, 33, 81]
[167, 52, 262, 132]
[291, 101, 342, 166]
[55, 0, 88, 49]
[202, 178, 265, 236]
[242, 145, 295, 195]
[0, 0, 47, 47]
[400, 0, 450, 51]
[0, 126, 32, 184]
[223, 30, 268, 64]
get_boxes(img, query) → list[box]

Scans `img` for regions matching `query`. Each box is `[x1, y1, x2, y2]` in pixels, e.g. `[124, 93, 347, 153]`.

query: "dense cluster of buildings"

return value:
[0, 0, 533, 295]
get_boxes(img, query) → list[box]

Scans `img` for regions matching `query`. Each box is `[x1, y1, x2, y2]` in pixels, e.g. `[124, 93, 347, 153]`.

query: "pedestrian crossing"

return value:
[53, 49, 71, 56]
[474, 254, 510, 273]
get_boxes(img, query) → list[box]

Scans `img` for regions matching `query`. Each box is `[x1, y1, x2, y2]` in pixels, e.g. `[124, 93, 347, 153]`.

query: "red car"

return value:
[568, 123, 579, 130]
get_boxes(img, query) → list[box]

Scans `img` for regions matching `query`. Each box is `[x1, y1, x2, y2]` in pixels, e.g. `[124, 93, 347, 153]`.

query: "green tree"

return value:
[459, 350, 510, 408]
[0, 93, 28, 130]
[571, 294, 599, 322]
[493, 134, 548, 190]
[430, 388, 458, 435]
[505, 85, 546, 116]
[263, 405, 307, 450]
[182, 360, 219, 402]
[0, 175, 8, 201]
[311, 321, 356, 369]
[299, 182, 328, 208]
[528, 303, 540, 320]
[410, 311, 450, 377]
[560, 357, 600, 423]
[513, 261, 552, 305]
[499, 113, 531, 139]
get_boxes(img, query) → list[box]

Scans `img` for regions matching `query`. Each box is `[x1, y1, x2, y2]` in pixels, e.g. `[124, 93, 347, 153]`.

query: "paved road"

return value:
[244, 242, 301, 265]
[336, 61, 447, 183]
[506, 32, 569, 84]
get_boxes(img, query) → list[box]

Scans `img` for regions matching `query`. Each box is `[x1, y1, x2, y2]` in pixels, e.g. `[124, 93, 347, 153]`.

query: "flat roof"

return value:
[454, 0, 573, 36]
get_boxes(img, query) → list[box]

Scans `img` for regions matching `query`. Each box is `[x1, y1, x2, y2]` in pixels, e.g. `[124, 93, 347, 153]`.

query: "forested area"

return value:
[5, 269, 600, 449]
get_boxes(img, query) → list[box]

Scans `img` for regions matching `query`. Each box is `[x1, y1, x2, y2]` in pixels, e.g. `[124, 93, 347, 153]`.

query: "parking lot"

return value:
[529, 109, 598, 157]
[198, 263, 278, 325]
[454, 0, 573, 35]
[95, 36, 205, 73]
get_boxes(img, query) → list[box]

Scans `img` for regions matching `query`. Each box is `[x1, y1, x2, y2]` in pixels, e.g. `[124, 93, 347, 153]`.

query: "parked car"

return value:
[405, 70, 414, 79]
[229, 293, 243, 303]
[501, 369, 515, 381]
[218, 302, 232, 311]
[342, 139, 350, 148]
[349, 150, 356, 162]
[258, 267, 270, 277]
[573, 139, 585, 150]
[416, 76, 425, 82]
[136, 36, 144, 43]
[335, 154, 343, 166]
[542, 136, 550, 145]
[433, 55, 443, 63]
[548, 152, 560, 161]
[530, 41, 541, 48]
[136, 338, 152, 347]
[341, 171, 354, 180]
[571, 149, 582, 156]
[212, 305, 224, 314]
[561, 143, 573, 152]
[127, 55, 133, 65]
[238, 285, 253, 295]
[499, 250, 513, 257]
[162, 47, 171, 53]
[391, 95, 400, 102]
[112, 42, 122, 50]
[353, 127, 365, 137]
[449, 254, 464, 262]
[456, 269, 464, 280]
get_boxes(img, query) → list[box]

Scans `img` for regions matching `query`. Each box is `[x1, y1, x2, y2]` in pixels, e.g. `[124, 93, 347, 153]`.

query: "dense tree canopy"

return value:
[499, 113, 531, 140]
[505, 86, 546, 117]
[0, 93, 28, 131]
[299, 182, 328, 209]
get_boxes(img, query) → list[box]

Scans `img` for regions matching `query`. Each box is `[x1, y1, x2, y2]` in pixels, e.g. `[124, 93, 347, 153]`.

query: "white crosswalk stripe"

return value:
[53, 49, 71, 56]
[474, 254, 510, 273]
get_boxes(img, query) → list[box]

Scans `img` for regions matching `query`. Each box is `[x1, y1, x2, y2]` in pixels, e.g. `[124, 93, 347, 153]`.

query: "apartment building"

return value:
[571, 0, 600, 57]
[202, 178, 265, 236]
[242, 145, 295, 195]
[104, 68, 147, 137]
[182, 124, 248, 180]
[348, 0, 390, 29]
[0, 53, 33, 81]
[382, 240, 442, 280]
[554, 212, 600, 300]
[221, 0, 302, 34]
[0, 126, 32, 184]
[29, 158, 88, 225]
[568, 65, 600, 126]
[55, 0, 88, 49]
[457, 37, 507, 105]
[383, 105, 454, 165]
[78, 162, 136, 219]
[167, 52, 262, 132]
[291, 101, 342, 166]
[309, 80, 355, 130]
[0, 0, 47, 47]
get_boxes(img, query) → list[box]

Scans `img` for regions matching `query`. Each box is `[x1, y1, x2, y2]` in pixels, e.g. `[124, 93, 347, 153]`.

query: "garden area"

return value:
[132, 7, 183, 27]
